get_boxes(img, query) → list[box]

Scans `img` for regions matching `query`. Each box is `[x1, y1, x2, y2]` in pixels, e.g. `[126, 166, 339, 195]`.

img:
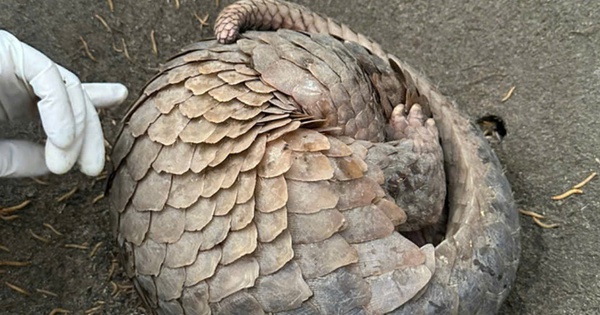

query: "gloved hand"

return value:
[0, 30, 128, 178]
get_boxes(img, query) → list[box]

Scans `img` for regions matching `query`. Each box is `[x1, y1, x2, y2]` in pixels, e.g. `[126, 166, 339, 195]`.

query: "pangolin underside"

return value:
[108, 1, 520, 314]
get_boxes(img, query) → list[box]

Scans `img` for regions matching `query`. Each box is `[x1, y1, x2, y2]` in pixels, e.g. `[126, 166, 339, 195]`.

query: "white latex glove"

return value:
[0, 30, 128, 178]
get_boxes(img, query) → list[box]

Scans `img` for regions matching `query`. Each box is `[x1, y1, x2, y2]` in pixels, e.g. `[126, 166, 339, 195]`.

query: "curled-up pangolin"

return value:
[107, 0, 520, 314]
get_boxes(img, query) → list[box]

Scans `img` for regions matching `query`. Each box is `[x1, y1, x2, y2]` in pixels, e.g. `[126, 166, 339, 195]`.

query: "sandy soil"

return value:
[0, 1, 599, 314]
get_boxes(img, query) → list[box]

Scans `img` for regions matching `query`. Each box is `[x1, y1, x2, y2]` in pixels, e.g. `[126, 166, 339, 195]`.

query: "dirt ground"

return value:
[1, 0, 599, 314]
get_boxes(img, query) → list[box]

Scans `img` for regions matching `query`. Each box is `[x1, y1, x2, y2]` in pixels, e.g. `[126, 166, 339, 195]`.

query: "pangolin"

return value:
[107, 0, 521, 314]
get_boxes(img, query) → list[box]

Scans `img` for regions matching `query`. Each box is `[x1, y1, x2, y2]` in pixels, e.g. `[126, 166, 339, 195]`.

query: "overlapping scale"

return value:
[250, 261, 312, 312]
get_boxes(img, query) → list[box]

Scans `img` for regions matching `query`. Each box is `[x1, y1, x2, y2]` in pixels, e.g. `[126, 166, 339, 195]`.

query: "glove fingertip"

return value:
[113, 83, 129, 105]
[82, 82, 129, 108]
[45, 142, 77, 175]
[79, 156, 105, 176]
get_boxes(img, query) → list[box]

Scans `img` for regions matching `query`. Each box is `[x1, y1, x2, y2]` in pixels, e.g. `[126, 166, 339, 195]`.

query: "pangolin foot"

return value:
[366, 103, 446, 232]
[388, 104, 439, 155]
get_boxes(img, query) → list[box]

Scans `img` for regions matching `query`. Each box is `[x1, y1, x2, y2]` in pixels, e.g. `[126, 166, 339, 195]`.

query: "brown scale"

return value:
[107, 3, 474, 314]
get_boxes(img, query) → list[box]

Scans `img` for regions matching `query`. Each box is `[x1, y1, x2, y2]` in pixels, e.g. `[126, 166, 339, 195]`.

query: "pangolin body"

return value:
[108, 1, 520, 314]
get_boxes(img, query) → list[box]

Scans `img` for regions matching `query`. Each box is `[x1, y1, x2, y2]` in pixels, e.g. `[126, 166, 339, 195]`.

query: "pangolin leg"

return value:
[363, 103, 446, 232]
